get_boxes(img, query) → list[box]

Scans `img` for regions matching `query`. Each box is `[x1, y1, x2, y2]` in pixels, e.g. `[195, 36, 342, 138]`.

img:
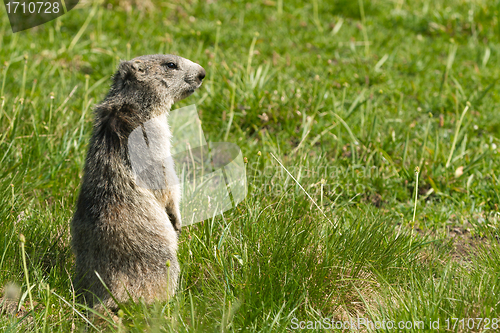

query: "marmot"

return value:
[71, 54, 205, 310]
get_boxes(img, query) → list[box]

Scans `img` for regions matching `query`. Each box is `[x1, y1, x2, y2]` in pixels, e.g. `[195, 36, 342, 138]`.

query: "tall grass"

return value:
[0, 0, 499, 331]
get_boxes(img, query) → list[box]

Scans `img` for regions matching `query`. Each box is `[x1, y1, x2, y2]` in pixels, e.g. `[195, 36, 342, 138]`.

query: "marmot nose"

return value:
[197, 67, 206, 81]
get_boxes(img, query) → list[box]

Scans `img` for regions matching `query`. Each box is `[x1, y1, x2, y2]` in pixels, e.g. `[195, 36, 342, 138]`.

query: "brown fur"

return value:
[71, 54, 205, 310]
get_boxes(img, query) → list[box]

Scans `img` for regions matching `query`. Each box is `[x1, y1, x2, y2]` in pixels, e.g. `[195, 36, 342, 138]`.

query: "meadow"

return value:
[0, 0, 499, 331]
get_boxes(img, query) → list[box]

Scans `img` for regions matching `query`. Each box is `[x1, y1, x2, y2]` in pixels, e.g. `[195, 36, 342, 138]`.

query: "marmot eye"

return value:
[165, 62, 177, 69]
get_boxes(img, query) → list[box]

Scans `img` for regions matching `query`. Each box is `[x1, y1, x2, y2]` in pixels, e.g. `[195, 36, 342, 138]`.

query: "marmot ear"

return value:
[117, 60, 146, 83]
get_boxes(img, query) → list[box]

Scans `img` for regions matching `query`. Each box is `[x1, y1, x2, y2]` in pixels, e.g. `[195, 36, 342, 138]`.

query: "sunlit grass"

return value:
[0, 0, 499, 331]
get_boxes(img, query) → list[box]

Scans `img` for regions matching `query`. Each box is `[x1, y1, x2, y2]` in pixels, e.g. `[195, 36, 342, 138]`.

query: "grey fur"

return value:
[71, 54, 205, 310]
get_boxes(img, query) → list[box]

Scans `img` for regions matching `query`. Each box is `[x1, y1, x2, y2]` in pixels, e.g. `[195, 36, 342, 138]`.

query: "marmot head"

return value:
[112, 54, 206, 108]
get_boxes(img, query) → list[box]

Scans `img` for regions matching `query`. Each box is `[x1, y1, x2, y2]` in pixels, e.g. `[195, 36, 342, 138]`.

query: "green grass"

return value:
[1, 0, 500, 331]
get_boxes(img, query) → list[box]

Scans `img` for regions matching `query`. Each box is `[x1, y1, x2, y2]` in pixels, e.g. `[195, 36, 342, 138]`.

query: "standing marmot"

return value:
[71, 54, 205, 310]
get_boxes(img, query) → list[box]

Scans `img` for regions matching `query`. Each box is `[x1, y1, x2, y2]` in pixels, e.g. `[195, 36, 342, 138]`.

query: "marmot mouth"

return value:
[189, 82, 202, 93]
[181, 82, 202, 99]
[182, 88, 195, 98]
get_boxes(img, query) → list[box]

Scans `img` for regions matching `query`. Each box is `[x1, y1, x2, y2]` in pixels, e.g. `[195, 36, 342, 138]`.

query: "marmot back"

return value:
[71, 54, 205, 310]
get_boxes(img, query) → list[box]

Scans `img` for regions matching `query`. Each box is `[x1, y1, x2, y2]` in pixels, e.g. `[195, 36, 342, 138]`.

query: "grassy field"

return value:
[0, 0, 500, 331]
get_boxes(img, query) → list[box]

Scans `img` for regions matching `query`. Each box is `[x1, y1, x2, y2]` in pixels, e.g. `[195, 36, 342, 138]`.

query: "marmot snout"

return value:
[71, 54, 205, 310]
